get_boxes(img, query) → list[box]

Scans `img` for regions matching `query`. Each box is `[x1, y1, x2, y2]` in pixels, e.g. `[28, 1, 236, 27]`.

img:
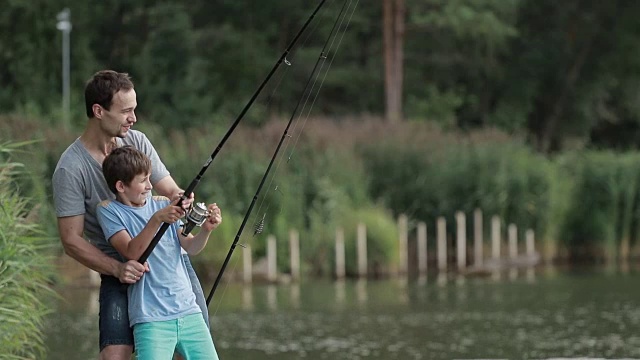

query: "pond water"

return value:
[44, 265, 640, 359]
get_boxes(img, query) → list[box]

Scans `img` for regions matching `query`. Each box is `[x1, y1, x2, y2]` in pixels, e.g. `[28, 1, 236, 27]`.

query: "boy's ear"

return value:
[115, 180, 126, 193]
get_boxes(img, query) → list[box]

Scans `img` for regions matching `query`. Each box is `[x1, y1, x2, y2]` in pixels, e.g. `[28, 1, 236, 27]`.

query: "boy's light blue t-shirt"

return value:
[96, 195, 201, 327]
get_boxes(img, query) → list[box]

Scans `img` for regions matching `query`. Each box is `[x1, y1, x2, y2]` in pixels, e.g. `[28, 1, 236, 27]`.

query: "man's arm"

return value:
[57, 215, 145, 284]
[154, 176, 194, 209]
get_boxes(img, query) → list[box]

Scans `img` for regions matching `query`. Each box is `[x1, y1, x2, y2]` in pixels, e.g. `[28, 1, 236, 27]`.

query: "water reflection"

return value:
[242, 284, 253, 311]
[335, 280, 346, 305]
[290, 284, 300, 309]
[267, 284, 277, 311]
[356, 278, 367, 304]
[44, 266, 640, 360]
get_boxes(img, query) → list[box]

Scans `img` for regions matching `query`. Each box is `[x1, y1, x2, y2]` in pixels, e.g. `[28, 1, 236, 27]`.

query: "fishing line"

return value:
[249, 0, 359, 244]
[136, 0, 330, 264]
[206, 0, 358, 312]
[246, 0, 359, 247]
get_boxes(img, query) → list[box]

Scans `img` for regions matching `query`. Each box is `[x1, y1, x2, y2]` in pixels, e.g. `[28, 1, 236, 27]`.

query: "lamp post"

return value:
[56, 8, 72, 129]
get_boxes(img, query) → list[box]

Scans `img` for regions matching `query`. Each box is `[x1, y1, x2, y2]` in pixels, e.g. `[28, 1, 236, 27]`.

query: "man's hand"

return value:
[176, 190, 195, 212]
[116, 260, 149, 284]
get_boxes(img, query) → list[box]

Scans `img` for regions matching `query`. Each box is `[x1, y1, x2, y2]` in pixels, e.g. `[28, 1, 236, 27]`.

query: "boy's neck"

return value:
[116, 194, 147, 208]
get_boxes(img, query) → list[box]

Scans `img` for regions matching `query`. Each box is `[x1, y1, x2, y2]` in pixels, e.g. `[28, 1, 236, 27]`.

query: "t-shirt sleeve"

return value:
[96, 202, 128, 242]
[52, 166, 85, 217]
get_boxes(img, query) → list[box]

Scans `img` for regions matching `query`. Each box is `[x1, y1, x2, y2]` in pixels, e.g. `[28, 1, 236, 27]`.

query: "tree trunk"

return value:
[383, 0, 405, 123]
[539, 42, 591, 153]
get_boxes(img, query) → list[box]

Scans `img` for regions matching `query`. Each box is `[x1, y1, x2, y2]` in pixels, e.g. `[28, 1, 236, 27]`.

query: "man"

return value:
[52, 70, 210, 359]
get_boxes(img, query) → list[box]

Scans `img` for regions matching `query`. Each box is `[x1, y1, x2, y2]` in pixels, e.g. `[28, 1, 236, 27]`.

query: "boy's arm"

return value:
[179, 228, 212, 255]
[109, 202, 183, 261]
[109, 218, 162, 261]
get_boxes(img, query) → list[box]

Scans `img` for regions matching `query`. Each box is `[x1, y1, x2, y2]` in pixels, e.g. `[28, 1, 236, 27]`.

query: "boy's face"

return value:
[118, 172, 152, 207]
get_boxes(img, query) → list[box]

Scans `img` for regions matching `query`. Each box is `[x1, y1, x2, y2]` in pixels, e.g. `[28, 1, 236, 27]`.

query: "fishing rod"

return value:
[137, 0, 328, 264]
[206, 0, 357, 306]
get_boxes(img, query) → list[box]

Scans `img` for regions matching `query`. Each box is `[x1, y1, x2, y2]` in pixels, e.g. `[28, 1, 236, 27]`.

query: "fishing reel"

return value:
[181, 202, 210, 236]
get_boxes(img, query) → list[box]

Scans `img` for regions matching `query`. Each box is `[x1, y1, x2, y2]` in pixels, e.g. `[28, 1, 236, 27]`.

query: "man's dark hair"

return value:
[84, 70, 134, 118]
[102, 146, 151, 195]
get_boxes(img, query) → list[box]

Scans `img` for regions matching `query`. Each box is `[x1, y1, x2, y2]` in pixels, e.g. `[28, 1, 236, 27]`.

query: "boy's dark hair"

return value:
[103, 146, 151, 195]
[85, 70, 134, 118]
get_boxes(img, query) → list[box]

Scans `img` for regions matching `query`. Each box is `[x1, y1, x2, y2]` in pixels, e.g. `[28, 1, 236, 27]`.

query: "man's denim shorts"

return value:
[98, 274, 133, 351]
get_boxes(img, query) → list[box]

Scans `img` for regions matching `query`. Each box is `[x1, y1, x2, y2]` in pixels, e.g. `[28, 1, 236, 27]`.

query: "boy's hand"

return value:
[202, 203, 222, 231]
[156, 197, 185, 224]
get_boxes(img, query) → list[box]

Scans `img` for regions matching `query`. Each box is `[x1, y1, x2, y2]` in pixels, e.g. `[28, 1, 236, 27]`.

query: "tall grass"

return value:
[0, 142, 56, 359]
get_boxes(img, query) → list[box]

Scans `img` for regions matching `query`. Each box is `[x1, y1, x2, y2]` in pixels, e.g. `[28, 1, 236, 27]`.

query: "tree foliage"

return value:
[3, 1, 640, 143]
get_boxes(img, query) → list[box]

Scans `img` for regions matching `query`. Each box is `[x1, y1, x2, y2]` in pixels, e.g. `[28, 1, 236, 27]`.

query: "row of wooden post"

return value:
[240, 209, 537, 283]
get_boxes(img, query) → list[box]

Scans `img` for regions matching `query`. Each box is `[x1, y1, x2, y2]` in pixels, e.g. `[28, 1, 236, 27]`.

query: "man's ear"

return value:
[93, 104, 103, 119]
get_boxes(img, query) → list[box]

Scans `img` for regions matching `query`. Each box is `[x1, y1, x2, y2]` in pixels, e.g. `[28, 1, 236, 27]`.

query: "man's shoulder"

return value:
[122, 129, 148, 145]
[56, 139, 82, 161]
[53, 140, 85, 174]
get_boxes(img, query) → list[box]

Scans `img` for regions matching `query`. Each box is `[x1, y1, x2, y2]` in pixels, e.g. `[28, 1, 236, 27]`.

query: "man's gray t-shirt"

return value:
[52, 130, 170, 260]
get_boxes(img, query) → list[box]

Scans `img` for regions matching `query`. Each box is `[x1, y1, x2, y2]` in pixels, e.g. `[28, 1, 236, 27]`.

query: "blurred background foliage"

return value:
[3, 0, 640, 279]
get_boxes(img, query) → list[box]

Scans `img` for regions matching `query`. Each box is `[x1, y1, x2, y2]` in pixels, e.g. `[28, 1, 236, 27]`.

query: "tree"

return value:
[383, 0, 406, 123]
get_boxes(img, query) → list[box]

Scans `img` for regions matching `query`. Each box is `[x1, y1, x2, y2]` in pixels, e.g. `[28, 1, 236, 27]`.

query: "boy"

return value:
[97, 146, 221, 359]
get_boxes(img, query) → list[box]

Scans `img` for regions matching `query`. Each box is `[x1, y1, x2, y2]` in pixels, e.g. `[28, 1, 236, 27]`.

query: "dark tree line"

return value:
[2, 0, 640, 152]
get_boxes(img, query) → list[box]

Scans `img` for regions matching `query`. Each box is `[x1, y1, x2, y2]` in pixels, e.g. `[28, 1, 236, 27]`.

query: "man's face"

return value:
[100, 89, 137, 138]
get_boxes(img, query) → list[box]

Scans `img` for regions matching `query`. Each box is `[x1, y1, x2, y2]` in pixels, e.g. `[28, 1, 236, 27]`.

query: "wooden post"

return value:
[491, 216, 501, 261]
[474, 209, 483, 267]
[508, 224, 518, 260]
[417, 221, 427, 275]
[289, 229, 300, 280]
[456, 211, 466, 271]
[437, 217, 447, 271]
[267, 235, 277, 282]
[526, 229, 535, 257]
[335, 227, 346, 279]
[398, 214, 408, 275]
[357, 223, 368, 277]
[243, 244, 252, 284]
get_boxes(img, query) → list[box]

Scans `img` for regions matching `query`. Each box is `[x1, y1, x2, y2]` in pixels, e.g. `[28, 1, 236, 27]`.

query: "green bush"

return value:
[555, 151, 640, 260]
[360, 137, 554, 248]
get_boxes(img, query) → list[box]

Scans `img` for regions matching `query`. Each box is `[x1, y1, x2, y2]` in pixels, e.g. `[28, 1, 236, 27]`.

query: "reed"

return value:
[0, 142, 56, 359]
